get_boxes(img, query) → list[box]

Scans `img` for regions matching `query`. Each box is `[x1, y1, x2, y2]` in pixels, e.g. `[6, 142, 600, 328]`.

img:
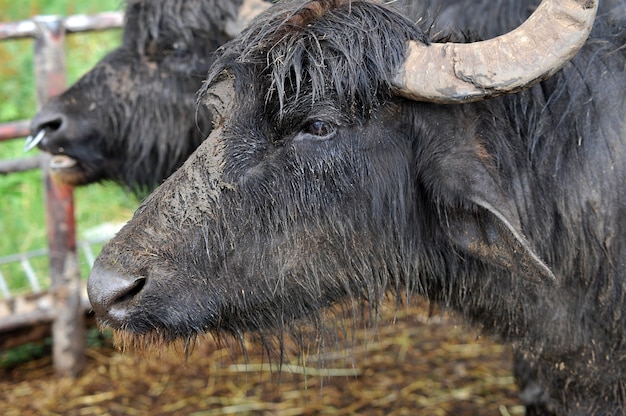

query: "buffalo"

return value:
[88, 0, 625, 415]
[25, 0, 270, 193]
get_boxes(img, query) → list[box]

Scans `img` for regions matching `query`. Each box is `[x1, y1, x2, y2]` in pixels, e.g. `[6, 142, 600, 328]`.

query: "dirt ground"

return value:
[1, 302, 524, 416]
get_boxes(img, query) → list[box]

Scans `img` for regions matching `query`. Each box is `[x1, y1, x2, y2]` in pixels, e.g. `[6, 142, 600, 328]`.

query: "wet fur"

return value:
[91, 1, 626, 414]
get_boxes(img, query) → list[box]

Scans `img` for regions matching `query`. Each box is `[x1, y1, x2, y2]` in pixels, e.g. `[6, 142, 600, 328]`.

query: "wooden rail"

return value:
[0, 12, 123, 376]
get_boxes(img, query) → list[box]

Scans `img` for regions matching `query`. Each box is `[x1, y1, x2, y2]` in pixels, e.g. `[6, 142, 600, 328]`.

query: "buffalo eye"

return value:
[295, 120, 336, 142]
[168, 42, 191, 60]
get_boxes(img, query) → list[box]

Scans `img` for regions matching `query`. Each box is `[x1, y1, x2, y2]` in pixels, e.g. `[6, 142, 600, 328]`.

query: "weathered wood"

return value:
[0, 119, 30, 141]
[33, 15, 85, 377]
[0, 285, 92, 349]
[0, 12, 123, 41]
[0, 156, 42, 174]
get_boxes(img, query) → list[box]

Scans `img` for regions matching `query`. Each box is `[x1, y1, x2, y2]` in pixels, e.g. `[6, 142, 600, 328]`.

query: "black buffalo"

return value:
[26, 0, 270, 193]
[88, 0, 625, 414]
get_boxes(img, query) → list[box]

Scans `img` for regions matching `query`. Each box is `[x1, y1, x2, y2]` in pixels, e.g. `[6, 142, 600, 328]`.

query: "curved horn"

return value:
[393, 0, 598, 104]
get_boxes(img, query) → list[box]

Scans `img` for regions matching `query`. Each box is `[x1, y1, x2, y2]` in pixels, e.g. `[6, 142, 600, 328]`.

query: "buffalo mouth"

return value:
[25, 130, 98, 186]
[47, 153, 95, 186]
[50, 153, 78, 170]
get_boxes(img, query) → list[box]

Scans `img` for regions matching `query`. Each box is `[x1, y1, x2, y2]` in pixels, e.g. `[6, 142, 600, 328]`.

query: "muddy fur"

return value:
[89, 1, 626, 415]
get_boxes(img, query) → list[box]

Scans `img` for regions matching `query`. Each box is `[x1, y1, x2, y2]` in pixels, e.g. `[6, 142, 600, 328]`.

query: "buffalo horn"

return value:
[393, 0, 598, 103]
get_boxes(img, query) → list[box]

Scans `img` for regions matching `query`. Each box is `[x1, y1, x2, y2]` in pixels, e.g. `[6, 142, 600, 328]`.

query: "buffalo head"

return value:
[25, 0, 269, 193]
[88, 0, 597, 339]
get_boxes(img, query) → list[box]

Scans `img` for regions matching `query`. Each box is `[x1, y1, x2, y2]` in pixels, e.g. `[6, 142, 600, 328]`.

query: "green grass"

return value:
[0, 0, 138, 295]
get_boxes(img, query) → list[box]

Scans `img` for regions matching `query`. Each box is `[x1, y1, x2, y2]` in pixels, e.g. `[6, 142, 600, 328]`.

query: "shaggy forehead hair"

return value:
[206, 0, 428, 117]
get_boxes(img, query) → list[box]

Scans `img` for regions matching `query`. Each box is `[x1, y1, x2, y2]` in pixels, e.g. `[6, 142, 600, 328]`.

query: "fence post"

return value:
[33, 15, 85, 377]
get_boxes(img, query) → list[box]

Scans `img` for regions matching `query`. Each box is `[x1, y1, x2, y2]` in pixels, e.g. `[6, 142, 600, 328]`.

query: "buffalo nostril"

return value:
[26, 109, 68, 152]
[115, 276, 146, 304]
[87, 263, 147, 325]
[32, 114, 65, 135]
[40, 116, 63, 131]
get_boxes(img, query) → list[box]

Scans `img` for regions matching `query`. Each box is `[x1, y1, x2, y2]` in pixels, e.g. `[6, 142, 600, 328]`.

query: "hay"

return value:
[1, 301, 523, 415]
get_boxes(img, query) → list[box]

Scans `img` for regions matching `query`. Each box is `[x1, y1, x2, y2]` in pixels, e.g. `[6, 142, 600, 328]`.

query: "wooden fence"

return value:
[0, 12, 123, 376]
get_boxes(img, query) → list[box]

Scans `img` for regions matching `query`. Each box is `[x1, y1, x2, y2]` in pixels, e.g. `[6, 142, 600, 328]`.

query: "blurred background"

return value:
[0, 0, 135, 297]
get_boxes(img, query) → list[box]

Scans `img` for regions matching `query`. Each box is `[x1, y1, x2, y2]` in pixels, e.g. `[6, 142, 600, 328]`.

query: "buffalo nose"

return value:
[26, 106, 69, 152]
[87, 263, 146, 325]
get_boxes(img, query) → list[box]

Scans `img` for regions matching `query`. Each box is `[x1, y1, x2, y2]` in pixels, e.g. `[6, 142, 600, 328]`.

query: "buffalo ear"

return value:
[443, 196, 555, 284]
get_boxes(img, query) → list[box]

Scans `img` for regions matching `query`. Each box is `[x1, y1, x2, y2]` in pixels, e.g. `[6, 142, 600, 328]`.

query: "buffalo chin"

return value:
[48, 154, 95, 186]
[111, 327, 201, 356]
